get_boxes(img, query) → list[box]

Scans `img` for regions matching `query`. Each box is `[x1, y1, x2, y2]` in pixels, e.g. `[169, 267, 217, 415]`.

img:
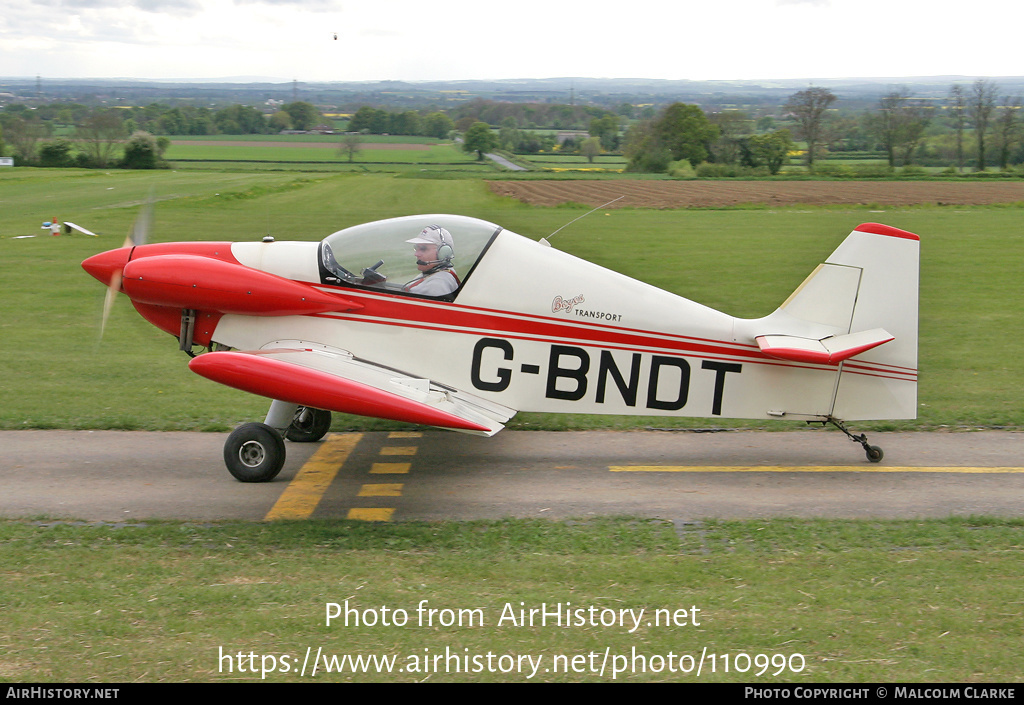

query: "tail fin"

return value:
[749, 223, 919, 420]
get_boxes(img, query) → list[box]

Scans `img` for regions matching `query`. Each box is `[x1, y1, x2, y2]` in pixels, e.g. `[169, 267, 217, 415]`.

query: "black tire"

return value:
[866, 445, 884, 463]
[285, 407, 332, 443]
[224, 423, 286, 482]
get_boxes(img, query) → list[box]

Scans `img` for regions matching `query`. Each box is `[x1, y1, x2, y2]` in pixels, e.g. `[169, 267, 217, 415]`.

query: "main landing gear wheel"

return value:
[224, 422, 286, 482]
[285, 406, 332, 443]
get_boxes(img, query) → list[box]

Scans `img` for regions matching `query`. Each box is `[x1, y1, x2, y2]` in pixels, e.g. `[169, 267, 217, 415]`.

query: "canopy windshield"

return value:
[319, 214, 501, 299]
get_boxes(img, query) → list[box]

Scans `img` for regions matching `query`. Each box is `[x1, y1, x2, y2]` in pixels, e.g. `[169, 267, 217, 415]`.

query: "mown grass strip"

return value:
[1, 517, 1021, 682]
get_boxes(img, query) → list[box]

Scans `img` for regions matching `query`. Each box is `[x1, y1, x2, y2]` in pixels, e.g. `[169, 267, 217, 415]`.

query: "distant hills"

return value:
[2, 75, 1022, 110]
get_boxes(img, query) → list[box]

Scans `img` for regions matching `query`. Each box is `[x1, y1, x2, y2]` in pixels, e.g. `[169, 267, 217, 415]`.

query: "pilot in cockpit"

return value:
[403, 225, 459, 296]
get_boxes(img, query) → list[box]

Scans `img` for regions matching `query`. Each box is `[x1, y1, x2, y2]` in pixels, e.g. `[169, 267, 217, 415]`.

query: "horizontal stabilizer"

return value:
[756, 328, 894, 365]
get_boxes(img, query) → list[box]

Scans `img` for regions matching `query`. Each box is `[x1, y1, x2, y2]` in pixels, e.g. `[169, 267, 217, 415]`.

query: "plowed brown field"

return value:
[488, 180, 1024, 208]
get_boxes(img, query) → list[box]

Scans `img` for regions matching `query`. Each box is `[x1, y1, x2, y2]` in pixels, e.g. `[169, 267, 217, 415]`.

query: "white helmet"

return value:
[406, 225, 454, 263]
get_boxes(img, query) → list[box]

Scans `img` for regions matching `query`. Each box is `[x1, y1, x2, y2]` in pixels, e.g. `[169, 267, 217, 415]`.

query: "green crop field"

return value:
[518, 153, 628, 167]
[168, 134, 439, 144]
[2, 166, 1022, 683]
[165, 141, 475, 165]
[155, 134, 504, 173]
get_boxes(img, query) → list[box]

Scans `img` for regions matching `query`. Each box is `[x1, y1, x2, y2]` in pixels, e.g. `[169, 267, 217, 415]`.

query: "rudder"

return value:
[827, 223, 919, 420]
[746, 223, 919, 420]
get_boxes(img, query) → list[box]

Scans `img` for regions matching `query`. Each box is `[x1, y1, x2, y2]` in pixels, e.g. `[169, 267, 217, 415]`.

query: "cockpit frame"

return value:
[317, 214, 502, 301]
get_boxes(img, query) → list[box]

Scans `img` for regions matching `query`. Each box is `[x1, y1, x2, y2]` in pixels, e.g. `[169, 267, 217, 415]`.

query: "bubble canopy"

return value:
[318, 214, 502, 299]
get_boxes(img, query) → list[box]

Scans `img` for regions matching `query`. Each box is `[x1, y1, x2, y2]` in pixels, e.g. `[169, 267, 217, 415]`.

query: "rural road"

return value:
[2, 430, 1021, 523]
[484, 152, 527, 171]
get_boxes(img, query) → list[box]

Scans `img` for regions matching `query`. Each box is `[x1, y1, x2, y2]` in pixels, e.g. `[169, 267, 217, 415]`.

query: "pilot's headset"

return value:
[428, 225, 455, 264]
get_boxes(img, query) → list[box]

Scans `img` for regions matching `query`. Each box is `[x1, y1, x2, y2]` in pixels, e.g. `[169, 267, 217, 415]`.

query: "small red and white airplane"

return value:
[82, 214, 919, 482]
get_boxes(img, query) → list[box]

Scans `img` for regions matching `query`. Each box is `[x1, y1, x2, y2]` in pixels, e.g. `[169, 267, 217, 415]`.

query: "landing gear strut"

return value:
[827, 416, 884, 463]
[285, 406, 332, 442]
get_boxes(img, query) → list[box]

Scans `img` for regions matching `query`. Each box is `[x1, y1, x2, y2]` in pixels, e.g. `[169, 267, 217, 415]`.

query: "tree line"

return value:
[346, 107, 454, 139]
[1, 106, 170, 168]
[0, 100, 328, 168]
[620, 80, 1022, 176]
[2, 81, 1020, 172]
[456, 80, 1021, 174]
[783, 81, 1023, 172]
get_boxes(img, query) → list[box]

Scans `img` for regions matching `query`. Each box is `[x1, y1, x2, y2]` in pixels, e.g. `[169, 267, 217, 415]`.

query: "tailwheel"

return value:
[224, 422, 286, 482]
[827, 416, 884, 464]
[285, 406, 332, 443]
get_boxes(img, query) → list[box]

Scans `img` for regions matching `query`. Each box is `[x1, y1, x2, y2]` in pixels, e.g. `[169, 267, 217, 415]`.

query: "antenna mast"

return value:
[540, 196, 624, 247]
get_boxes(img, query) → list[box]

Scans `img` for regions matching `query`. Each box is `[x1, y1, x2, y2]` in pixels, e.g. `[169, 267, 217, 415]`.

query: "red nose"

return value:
[82, 247, 132, 285]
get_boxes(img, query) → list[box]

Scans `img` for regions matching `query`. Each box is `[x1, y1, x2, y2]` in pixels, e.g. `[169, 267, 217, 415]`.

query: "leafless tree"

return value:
[968, 79, 999, 171]
[338, 132, 362, 163]
[3, 116, 46, 164]
[994, 95, 1021, 171]
[78, 109, 125, 167]
[948, 84, 967, 172]
[784, 87, 836, 171]
[708, 110, 751, 165]
[866, 88, 933, 167]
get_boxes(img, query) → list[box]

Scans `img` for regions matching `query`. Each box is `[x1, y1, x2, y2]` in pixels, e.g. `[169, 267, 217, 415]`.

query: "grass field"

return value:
[165, 141, 475, 165]
[2, 516, 1023, 682]
[168, 134, 441, 144]
[1, 166, 1022, 683]
[159, 134, 502, 173]
[159, 133, 628, 173]
[517, 153, 629, 173]
[1, 168, 1021, 431]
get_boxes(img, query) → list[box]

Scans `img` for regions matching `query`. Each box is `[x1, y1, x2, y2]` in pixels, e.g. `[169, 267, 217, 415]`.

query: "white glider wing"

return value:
[65, 222, 99, 237]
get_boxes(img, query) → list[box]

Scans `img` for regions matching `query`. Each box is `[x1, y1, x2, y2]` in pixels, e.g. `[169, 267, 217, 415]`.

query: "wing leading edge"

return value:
[188, 344, 514, 436]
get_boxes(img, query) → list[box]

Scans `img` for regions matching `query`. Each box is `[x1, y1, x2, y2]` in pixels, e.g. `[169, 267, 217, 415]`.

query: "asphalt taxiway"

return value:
[1, 430, 1021, 523]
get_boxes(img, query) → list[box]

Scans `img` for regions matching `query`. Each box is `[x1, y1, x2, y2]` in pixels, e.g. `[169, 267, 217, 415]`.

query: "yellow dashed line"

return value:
[358, 483, 404, 497]
[610, 466, 1024, 473]
[351, 437, 426, 521]
[347, 508, 395, 521]
[264, 433, 363, 520]
[371, 462, 411, 474]
[267, 432, 426, 523]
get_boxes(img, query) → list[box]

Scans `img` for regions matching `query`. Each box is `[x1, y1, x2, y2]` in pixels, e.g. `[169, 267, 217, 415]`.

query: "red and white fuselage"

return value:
[83, 215, 919, 436]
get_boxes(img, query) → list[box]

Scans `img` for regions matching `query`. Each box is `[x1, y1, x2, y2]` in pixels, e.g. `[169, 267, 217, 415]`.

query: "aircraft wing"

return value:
[64, 222, 98, 237]
[755, 328, 894, 365]
[188, 342, 515, 436]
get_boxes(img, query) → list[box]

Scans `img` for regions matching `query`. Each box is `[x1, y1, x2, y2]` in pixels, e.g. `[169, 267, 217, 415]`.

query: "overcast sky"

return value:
[3, 0, 1021, 83]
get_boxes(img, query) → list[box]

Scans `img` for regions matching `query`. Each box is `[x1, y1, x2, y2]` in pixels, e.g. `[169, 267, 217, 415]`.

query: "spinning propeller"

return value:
[95, 197, 153, 339]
